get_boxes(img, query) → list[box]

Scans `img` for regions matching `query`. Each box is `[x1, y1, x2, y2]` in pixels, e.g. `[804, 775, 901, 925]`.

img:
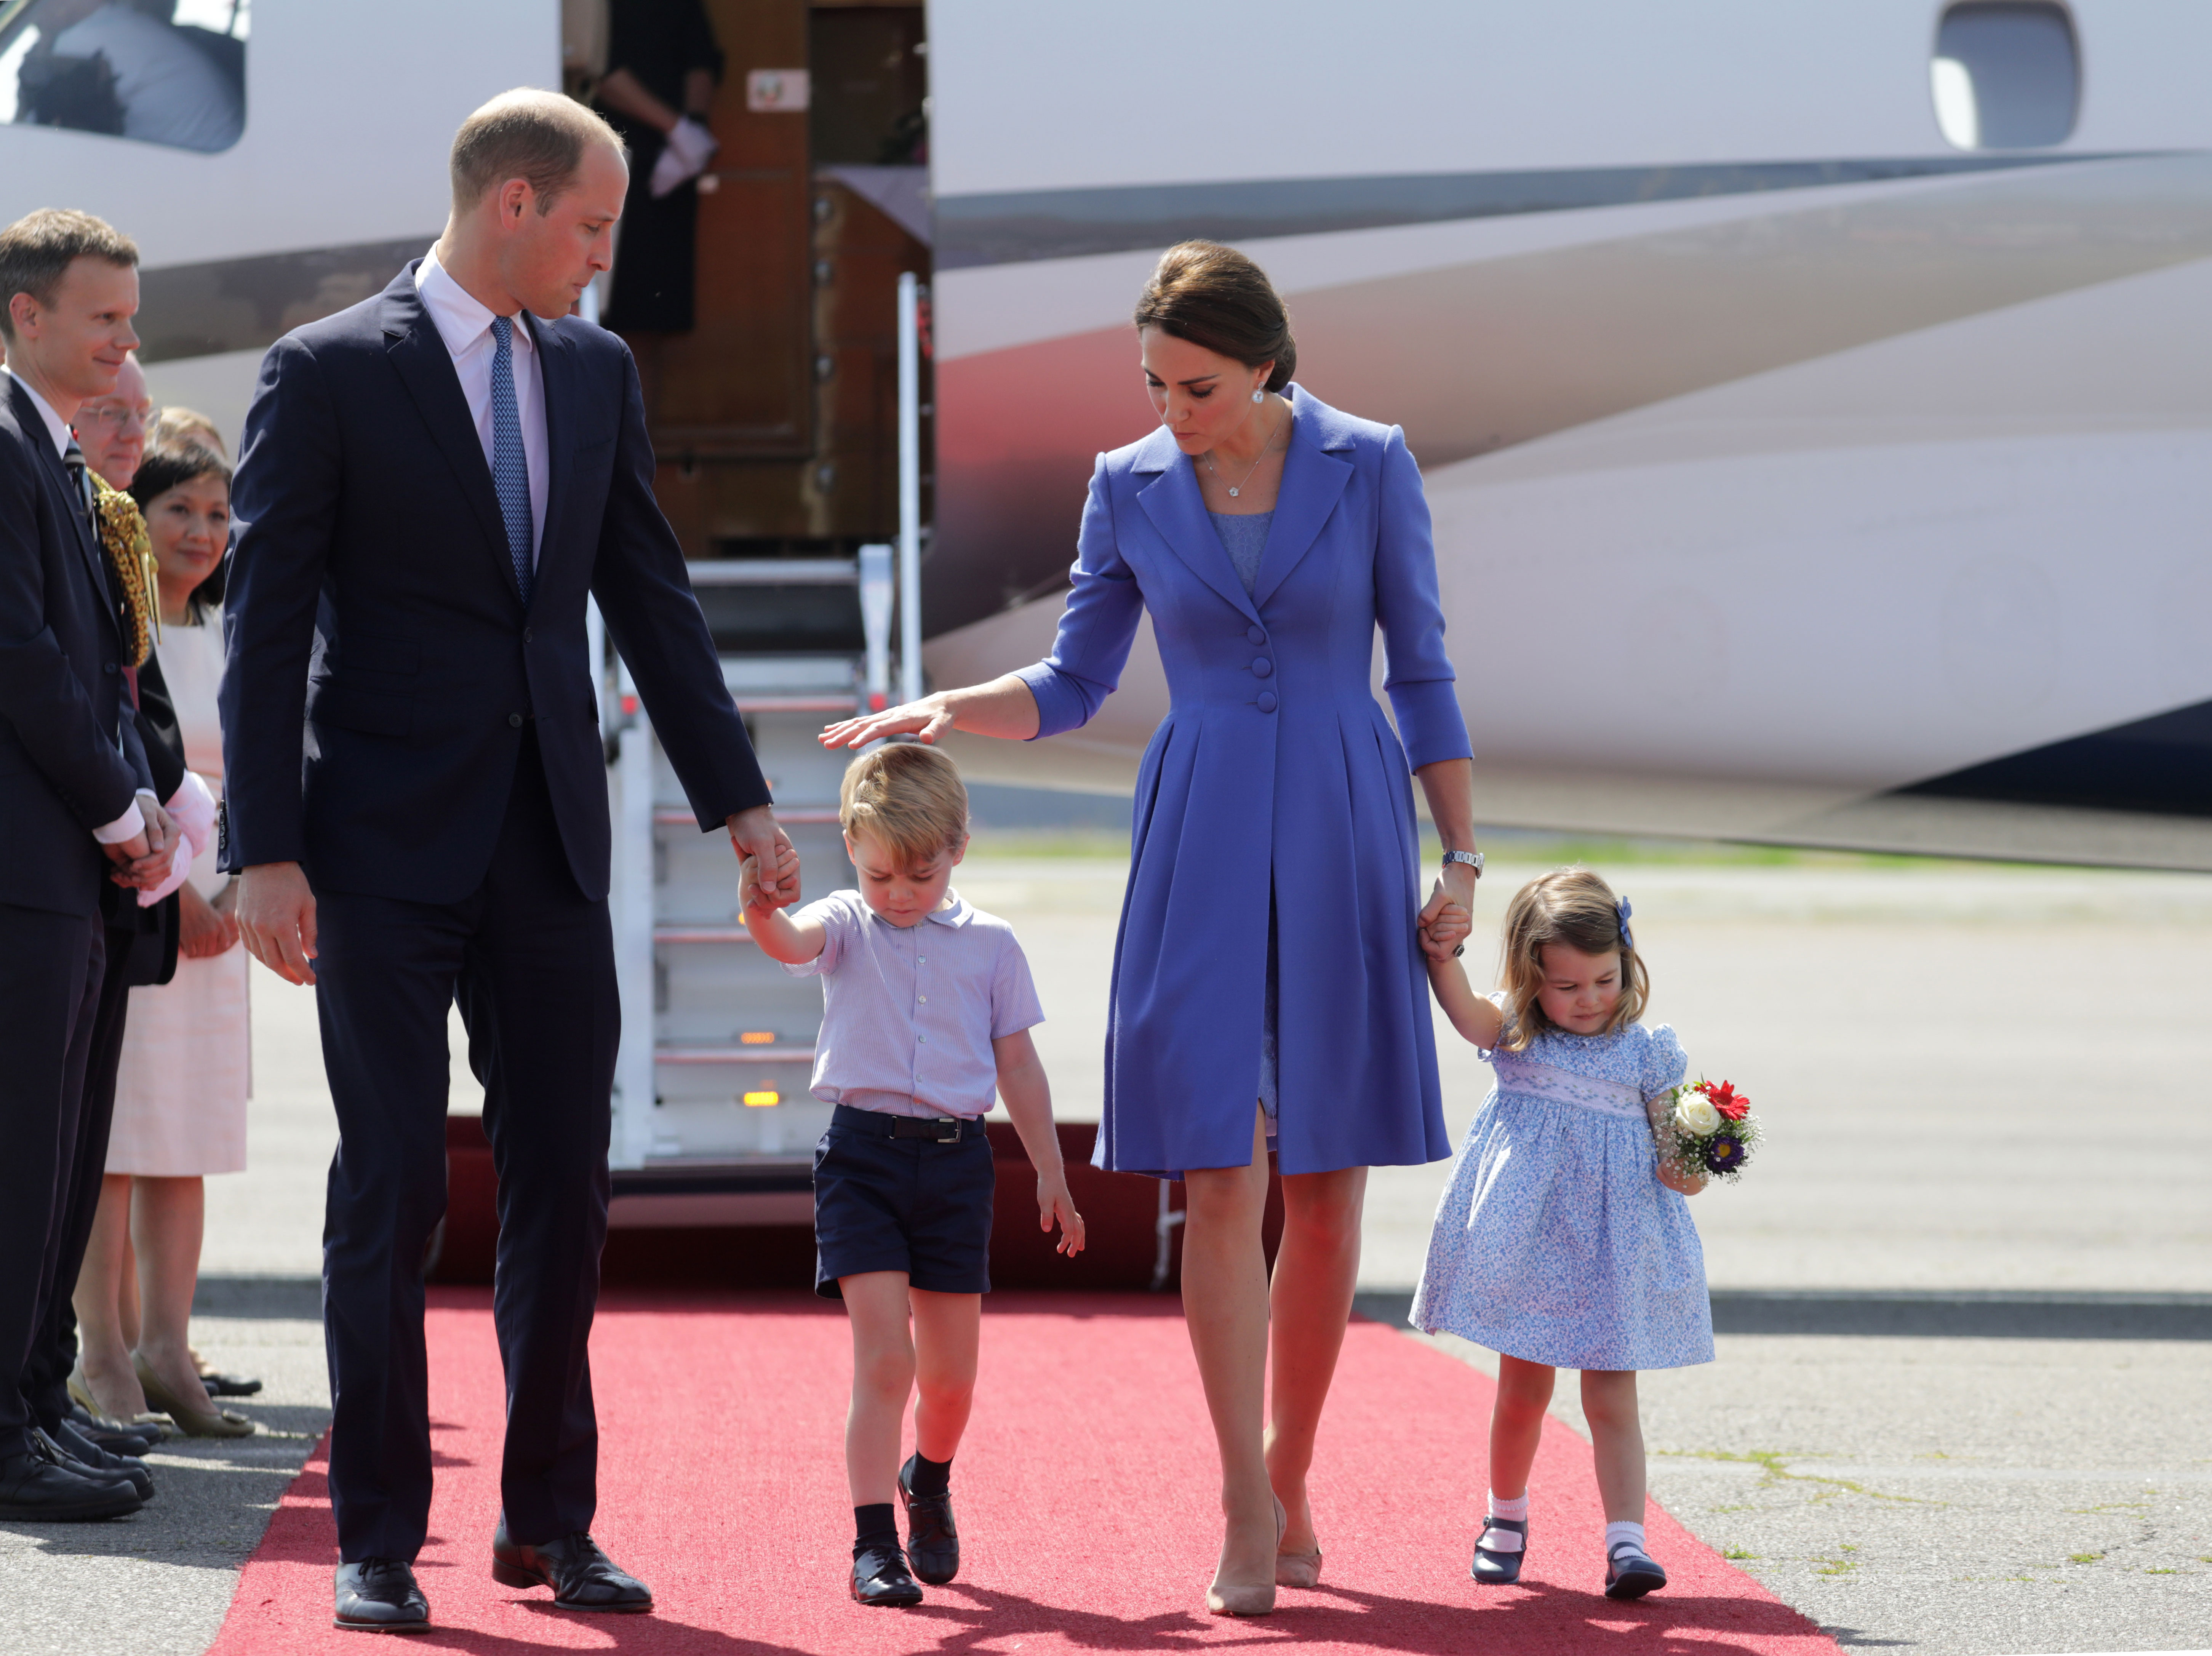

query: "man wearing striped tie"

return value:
[0, 209, 174, 1524]
[220, 91, 795, 1634]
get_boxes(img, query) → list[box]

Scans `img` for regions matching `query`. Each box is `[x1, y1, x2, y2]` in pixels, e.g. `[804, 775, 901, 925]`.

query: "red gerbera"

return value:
[1703, 1080, 1751, 1121]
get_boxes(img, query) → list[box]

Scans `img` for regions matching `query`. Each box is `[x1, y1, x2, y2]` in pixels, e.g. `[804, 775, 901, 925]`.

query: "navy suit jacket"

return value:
[0, 374, 154, 918]
[221, 264, 770, 904]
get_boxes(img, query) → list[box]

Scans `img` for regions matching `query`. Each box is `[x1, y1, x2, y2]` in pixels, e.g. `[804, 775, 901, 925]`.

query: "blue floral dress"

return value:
[1411, 997, 1714, 1371]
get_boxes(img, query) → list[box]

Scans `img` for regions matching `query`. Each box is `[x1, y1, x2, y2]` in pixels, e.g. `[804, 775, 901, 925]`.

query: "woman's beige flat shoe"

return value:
[134, 1354, 254, 1438]
[1207, 1498, 1286, 1616]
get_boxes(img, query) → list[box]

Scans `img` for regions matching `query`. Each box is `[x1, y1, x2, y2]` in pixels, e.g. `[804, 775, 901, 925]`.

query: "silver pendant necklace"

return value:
[1204, 405, 1284, 499]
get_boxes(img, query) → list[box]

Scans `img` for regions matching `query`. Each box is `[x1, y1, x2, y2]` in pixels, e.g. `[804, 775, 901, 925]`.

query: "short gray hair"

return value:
[449, 88, 625, 213]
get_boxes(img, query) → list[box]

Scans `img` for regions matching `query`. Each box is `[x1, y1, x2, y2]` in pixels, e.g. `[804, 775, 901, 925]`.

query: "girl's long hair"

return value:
[1496, 868, 1648, 1050]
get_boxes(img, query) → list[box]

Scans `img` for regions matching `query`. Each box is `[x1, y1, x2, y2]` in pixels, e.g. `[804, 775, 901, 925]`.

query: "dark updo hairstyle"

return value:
[129, 440, 233, 621]
[1132, 240, 1297, 393]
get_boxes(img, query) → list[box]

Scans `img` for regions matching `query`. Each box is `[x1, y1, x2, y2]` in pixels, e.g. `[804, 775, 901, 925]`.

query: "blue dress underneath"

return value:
[1211, 510, 1280, 1128]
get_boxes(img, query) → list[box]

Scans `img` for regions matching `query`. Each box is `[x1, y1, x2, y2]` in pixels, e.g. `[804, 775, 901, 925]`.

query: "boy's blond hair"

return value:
[840, 742, 969, 868]
[1496, 868, 1648, 1050]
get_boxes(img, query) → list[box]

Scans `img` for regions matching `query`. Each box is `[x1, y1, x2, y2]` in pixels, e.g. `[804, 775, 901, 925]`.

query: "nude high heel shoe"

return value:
[1206, 1497, 1285, 1617]
[134, 1354, 254, 1438]
[1275, 1539, 1323, 1589]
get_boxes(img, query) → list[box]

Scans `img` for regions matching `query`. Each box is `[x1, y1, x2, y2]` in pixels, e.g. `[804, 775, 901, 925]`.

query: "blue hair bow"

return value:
[1616, 896, 1634, 950]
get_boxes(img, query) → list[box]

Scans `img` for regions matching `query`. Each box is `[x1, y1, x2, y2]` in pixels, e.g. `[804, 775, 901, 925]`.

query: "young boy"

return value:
[741, 741, 1085, 1607]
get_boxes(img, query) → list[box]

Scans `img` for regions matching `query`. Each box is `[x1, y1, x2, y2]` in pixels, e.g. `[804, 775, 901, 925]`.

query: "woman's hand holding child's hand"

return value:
[1421, 898, 1473, 960]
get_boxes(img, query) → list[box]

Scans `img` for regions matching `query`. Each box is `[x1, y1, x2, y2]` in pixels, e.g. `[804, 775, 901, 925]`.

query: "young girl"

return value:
[1412, 869, 1713, 1600]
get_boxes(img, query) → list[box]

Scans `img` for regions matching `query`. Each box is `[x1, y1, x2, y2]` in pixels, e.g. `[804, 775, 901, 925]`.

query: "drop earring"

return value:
[1251, 386, 1264, 403]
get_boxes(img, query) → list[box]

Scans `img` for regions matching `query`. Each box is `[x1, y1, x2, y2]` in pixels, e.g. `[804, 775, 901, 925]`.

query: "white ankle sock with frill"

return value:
[1604, 1519, 1648, 1559]
[1481, 1491, 1529, 1552]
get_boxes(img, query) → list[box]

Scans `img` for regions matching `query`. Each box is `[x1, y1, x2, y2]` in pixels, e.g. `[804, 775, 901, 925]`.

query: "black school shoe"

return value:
[1471, 1515, 1528, 1584]
[851, 1542, 924, 1607]
[334, 1558, 431, 1632]
[897, 1454, 960, 1584]
[1604, 1539, 1668, 1600]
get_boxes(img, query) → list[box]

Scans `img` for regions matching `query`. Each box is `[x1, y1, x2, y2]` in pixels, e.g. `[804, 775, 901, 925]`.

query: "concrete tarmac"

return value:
[3, 847, 2206, 1654]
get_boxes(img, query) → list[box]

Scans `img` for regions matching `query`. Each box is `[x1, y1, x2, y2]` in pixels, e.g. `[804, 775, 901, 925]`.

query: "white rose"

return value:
[1675, 1095, 1723, 1136]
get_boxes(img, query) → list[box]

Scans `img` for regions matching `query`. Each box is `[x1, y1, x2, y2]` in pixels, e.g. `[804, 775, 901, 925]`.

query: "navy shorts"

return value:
[812, 1104, 995, 1299]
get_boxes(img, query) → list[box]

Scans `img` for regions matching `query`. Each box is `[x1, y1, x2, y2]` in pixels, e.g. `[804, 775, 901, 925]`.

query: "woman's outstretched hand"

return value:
[819, 693, 956, 750]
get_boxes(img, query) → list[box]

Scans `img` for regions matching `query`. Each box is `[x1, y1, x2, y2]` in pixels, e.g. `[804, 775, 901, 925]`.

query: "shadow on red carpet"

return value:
[206, 1290, 1841, 1655]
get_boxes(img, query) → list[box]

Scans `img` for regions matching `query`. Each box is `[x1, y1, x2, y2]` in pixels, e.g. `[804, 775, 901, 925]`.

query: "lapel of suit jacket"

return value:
[10, 376, 120, 629]
[1132, 424, 1262, 625]
[526, 311, 573, 602]
[1251, 384, 1355, 610]
[378, 266, 521, 601]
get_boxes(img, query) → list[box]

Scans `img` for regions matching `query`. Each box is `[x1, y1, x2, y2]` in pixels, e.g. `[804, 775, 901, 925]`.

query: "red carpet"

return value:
[210, 1291, 1840, 1654]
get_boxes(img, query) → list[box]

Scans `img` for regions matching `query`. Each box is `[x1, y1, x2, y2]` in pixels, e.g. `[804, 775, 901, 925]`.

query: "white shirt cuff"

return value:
[93, 802, 147, 845]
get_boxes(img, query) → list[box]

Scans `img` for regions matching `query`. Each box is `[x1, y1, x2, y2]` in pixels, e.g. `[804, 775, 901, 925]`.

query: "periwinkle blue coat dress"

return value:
[1016, 385, 1473, 1179]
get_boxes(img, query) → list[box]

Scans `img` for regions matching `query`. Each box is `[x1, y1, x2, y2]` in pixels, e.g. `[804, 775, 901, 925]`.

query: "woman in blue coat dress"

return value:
[823, 243, 1480, 1615]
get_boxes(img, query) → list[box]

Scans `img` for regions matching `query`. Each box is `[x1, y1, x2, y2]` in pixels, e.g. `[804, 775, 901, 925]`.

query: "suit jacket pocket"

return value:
[308, 681, 414, 738]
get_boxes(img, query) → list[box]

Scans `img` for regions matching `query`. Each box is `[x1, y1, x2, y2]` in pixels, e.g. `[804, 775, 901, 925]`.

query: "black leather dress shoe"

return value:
[43, 1423, 154, 1503]
[897, 1454, 959, 1585]
[850, 1543, 923, 1607]
[334, 1558, 431, 1633]
[198, 1369, 264, 1398]
[491, 1522, 653, 1612]
[69, 1404, 163, 1455]
[0, 1434, 143, 1520]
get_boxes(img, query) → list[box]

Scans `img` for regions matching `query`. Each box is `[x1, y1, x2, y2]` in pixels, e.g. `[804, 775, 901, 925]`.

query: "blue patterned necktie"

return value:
[489, 314, 534, 606]
[62, 435, 97, 530]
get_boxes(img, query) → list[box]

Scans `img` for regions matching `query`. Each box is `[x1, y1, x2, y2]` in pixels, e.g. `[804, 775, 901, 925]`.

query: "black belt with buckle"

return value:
[834, 1104, 970, 1142]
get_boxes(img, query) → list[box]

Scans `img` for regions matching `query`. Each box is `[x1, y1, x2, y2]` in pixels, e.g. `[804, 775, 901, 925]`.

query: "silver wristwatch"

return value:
[1442, 850, 1484, 877]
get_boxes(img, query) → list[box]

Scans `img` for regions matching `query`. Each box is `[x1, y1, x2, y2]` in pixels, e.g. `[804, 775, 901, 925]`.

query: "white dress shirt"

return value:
[4, 365, 152, 845]
[414, 250, 548, 563]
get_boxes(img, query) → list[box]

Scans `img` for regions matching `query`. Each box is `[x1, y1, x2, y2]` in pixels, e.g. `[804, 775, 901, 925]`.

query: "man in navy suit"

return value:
[223, 91, 795, 1632]
[0, 208, 174, 1522]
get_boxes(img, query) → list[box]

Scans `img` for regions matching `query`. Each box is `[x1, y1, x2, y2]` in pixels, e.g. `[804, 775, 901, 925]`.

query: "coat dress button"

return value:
[523, 627, 534, 643]
[1256, 691, 1278, 713]
[1251, 657, 1273, 678]
[1246, 624, 1266, 645]
[508, 712, 524, 728]
[104, 661, 117, 673]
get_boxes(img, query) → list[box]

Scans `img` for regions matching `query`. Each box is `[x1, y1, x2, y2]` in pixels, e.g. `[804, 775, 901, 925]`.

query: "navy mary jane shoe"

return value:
[1471, 1515, 1529, 1585]
[1603, 1540, 1667, 1600]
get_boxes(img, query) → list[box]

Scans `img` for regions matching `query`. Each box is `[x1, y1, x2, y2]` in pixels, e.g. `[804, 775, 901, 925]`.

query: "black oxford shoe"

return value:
[897, 1454, 960, 1585]
[42, 1424, 154, 1503]
[0, 1434, 142, 1521]
[850, 1542, 923, 1607]
[333, 1558, 431, 1632]
[492, 1522, 653, 1612]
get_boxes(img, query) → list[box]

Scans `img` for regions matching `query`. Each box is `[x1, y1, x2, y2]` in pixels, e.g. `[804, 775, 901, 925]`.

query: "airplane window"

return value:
[0, 0, 246, 154]
[1931, 1, 2078, 150]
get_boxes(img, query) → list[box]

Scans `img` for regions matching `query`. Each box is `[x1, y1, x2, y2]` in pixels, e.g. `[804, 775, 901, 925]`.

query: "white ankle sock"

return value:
[1604, 1520, 1647, 1558]
[1481, 1491, 1529, 1552]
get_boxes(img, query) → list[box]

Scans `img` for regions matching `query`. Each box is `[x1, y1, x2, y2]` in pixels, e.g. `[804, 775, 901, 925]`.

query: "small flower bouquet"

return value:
[1654, 1079, 1761, 1186]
